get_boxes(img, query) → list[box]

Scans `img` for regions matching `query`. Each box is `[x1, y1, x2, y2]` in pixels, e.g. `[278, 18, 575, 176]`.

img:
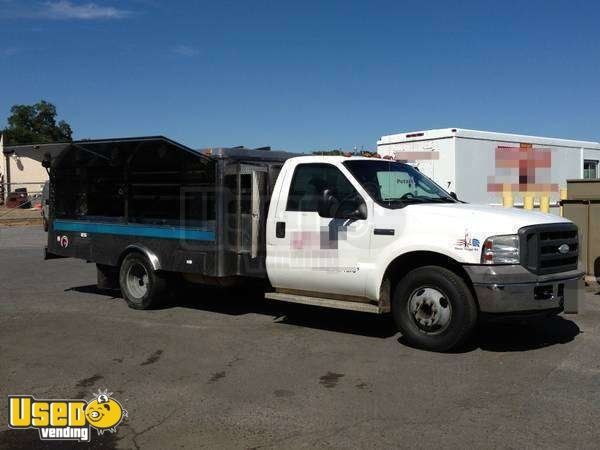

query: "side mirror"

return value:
[349, 201, 368, 220]
[450, 191, 458, 201]
[41, 152, 52, 169]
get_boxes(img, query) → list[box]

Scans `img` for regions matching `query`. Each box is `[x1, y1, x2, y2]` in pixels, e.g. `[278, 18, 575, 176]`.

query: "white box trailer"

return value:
[377, 128, 600, 210]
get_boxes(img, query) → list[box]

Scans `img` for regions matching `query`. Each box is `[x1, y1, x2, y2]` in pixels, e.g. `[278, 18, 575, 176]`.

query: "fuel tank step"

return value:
[265, 292, 381, 313]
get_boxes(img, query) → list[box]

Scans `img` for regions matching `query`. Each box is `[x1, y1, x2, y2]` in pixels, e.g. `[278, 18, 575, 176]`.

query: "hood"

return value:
[371, 202, 573, 265]
[374, 202, 572, 243]
[404, 203, 570, 234]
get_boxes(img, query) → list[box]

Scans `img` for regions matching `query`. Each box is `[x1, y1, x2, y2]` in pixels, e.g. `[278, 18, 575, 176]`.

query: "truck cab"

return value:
[265, 156, 582, 351]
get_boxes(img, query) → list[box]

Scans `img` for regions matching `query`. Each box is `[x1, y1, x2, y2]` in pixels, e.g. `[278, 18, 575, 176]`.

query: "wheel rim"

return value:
[407, 286, 452, 334]
[126, 263, 149, 300]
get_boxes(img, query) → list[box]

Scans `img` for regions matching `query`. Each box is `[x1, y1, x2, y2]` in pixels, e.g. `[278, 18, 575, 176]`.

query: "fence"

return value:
[0, 181, 46, 206]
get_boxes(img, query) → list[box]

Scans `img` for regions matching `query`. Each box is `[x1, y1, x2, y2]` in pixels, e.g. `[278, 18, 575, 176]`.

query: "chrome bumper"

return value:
[464, 265, 584, 314]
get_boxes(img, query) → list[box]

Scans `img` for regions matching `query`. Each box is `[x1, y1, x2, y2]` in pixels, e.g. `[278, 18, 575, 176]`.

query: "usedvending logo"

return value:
[454, 230, 480, 251]
[8, 390, 127, 442]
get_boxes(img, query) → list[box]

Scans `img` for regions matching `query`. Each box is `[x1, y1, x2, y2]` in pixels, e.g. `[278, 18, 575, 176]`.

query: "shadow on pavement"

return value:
[65, 283, 397, 338]
[66, 284, 581, 347]
[66, 284, 120, 298]
[173, 284, 398, 339]
[0, 428, 120, 450]
[395, 315, 581, 353]
[470, 316, 581, 352]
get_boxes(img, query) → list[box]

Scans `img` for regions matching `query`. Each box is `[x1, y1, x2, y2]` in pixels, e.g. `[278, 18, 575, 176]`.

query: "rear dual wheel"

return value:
[392, 266, 478, 352]
[119, 253, 167, 310]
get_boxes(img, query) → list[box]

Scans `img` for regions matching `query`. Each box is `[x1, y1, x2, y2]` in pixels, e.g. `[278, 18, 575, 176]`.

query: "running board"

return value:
[265, 292, 381, 313]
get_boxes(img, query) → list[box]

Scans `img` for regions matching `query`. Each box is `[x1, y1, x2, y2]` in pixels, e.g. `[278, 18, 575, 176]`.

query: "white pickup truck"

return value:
[46, 138, 583, 351]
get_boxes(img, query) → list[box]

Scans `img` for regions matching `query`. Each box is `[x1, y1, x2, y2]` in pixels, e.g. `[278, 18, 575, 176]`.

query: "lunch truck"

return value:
[44, 136, 583, 351]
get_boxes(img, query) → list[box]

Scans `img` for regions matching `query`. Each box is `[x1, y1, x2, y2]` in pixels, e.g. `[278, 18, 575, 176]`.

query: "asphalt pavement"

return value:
[1, 226, 599, 449]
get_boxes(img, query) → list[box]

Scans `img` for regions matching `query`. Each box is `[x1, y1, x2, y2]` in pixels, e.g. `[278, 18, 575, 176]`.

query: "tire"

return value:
[119, 253, 167, 310]
[392, 266, 478, 352]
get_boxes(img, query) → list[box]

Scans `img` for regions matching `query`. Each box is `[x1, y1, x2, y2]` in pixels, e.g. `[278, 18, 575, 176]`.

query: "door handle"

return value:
[276, 222, 285, 238]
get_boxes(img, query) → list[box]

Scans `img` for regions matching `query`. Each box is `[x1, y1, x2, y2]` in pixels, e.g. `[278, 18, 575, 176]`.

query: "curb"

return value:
[0, 218, 43, 227]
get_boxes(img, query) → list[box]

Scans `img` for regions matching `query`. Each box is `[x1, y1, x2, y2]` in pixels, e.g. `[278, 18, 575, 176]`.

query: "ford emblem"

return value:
[558, 244, 570, 254]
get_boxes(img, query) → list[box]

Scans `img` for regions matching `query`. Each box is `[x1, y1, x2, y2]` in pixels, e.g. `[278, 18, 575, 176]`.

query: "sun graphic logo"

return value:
[8, 389, 127, 442]
[85, 390, 128, 435]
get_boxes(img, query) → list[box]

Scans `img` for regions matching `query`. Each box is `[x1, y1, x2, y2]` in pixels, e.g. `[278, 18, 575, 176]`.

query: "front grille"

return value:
[519, 223, 579, 275]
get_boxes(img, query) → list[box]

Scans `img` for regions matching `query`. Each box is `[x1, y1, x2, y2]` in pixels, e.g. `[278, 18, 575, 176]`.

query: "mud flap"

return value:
[563, 278, 583, 314]
[97, 264, 119, 290]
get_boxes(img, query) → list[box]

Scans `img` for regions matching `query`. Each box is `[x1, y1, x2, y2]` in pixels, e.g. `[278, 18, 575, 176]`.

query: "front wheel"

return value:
[119, 253, 167, 310]
[392, 266, 478, 352]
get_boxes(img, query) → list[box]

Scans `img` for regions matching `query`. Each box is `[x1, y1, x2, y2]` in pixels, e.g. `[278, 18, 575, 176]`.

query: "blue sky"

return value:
[1, 0, 599, 152]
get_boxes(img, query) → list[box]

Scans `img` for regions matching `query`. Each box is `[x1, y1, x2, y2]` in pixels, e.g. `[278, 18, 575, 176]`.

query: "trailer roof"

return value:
[378, 128, 600, 149]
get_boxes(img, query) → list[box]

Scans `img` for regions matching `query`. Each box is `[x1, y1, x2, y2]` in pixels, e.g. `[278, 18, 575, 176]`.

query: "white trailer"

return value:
[377, 128, 600, 209]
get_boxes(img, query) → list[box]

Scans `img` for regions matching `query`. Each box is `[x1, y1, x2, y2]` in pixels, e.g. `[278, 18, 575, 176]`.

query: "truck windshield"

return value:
[343, 159, 456, 208]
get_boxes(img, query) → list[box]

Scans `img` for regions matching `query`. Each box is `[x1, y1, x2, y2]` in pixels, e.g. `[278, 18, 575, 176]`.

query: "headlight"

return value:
[481, 234, 520, 264]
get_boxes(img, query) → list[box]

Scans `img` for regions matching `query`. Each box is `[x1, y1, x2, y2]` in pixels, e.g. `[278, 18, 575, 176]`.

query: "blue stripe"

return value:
[54, 220, 215, 241]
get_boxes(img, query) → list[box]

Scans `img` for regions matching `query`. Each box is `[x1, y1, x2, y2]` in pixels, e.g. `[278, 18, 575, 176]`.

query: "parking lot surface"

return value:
[1, 226, 599, 449]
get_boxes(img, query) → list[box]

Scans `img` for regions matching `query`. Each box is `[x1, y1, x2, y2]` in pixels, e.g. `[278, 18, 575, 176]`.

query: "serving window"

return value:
[53, 139, 216, 227]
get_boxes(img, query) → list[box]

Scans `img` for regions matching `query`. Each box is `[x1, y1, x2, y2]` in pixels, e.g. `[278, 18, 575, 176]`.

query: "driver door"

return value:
[267, 162, 371, 298]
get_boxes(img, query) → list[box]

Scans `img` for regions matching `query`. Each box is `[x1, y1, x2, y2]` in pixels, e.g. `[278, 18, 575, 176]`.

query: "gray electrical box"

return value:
[562, 179, 600, 278]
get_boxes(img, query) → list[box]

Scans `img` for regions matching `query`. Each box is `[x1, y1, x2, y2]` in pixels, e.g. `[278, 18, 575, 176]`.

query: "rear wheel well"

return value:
[117, 249, 143, 269]
[117, 246, 160, 271]
[381, 251, 478, 309]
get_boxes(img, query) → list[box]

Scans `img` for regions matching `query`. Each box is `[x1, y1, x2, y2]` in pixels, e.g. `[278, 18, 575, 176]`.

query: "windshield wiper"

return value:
[382, 197, 456, 208]
[393, 197, 453, 204]
[423, 197, 456, 203]
[382, 198, 427, 206]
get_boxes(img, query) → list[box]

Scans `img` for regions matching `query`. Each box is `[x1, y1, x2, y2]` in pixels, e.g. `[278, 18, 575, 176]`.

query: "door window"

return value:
[286, 163, 361, 214]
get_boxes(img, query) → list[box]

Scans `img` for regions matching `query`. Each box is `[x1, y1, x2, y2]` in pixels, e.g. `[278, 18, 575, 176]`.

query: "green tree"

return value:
[2, 100, 73, 145]
[312, 149, 345, 155]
